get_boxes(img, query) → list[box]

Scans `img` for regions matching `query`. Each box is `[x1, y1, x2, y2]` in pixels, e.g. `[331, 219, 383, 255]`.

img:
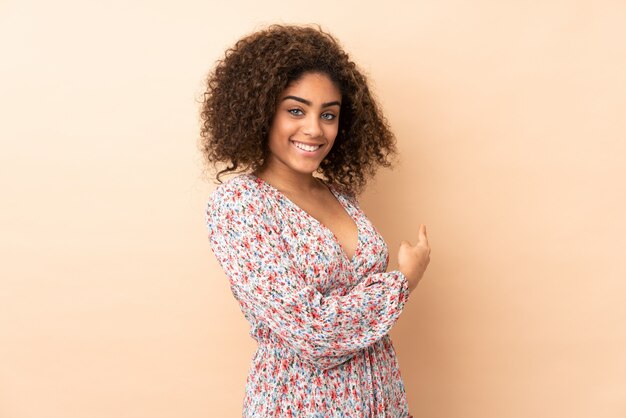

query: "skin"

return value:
[255, 72, 430, 293]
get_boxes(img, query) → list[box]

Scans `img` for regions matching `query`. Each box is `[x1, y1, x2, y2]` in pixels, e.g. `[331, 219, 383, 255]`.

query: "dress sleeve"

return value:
[205, 184, 411, 370]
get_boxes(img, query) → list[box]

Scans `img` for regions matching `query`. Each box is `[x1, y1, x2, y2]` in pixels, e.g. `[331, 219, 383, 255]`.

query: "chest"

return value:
[293, 194, 359, 262]
[274, 192, 389, 294]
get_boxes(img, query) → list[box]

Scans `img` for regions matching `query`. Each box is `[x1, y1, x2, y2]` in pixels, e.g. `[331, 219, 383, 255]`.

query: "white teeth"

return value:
[293, 141, 322, 152]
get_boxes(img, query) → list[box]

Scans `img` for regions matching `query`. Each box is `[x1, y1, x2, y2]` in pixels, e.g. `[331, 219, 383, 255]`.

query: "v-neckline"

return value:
[248, 173, 361, 264]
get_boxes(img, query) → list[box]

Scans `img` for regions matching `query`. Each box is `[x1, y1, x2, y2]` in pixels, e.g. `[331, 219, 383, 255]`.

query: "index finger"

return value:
[419, 224, 428, 241]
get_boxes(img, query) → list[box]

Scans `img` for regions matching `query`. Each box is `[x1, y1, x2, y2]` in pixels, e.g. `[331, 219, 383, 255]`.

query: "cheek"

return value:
[267, 117, 289, 147]
[270, 115, 297, 139]
[324, 124, 339, 143]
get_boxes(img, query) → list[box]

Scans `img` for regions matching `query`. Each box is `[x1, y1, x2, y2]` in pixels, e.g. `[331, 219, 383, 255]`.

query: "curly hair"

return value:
[199, 24, 397, 195]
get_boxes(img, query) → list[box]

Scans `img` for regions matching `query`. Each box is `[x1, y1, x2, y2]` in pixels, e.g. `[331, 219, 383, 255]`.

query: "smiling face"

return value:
[263, 72, 342, 178]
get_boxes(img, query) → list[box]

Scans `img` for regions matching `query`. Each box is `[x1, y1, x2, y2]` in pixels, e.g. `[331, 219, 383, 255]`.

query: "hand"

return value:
[398, 224, 431, 293]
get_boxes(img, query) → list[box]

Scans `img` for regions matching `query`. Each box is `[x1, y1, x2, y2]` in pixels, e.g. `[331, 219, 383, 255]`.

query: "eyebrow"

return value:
[282, 95, 341, 108]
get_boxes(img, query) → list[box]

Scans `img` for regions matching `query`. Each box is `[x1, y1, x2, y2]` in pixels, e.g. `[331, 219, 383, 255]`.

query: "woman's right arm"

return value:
[205, 183, 412, 370]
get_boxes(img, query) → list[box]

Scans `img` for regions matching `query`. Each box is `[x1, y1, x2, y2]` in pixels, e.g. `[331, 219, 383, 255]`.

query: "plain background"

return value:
[2, 0, 625, 417]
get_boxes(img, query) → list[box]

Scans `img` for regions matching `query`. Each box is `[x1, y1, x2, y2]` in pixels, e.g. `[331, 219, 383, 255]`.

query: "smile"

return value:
[290, 140, 323, 152]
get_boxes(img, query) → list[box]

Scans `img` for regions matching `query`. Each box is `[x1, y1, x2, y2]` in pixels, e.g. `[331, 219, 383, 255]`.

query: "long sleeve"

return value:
[205, 182, 410, 370]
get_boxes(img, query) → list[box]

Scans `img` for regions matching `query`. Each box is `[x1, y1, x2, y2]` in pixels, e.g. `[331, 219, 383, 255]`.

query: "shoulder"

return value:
[205, 173, 269, 226]
[206, 173, 266, 213]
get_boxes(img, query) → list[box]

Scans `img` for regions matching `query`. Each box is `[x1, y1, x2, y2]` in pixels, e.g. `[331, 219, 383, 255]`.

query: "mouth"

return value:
[290, 140, 324, 153]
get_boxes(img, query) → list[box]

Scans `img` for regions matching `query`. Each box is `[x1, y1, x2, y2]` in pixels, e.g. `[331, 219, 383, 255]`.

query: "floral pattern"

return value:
[205, 173, 413, 417]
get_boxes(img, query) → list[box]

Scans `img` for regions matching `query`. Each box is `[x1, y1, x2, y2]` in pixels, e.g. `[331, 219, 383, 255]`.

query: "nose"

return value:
[302, 114, 322, 139]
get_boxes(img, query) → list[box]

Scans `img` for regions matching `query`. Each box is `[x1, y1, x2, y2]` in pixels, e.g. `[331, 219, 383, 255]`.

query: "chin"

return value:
[293, 165, 320, 175]
[284, 158, 318, 174]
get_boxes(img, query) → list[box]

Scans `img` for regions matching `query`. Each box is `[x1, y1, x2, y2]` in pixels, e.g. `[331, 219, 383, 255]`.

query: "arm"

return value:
[205, 185, 410, 370]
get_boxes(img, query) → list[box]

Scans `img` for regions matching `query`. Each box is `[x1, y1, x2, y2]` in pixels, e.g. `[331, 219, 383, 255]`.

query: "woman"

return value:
[201, 24, 430, 417]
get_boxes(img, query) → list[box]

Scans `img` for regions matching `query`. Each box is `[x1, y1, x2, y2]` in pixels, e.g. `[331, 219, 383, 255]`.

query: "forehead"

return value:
[281, 72, 341, 100]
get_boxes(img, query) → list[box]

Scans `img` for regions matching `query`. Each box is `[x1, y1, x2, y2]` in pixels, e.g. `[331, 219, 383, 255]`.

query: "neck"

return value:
[254, 162, 321, 195]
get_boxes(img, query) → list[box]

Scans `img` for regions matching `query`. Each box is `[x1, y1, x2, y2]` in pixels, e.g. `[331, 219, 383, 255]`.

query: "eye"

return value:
[321, 113, 337, 121]
[288, 108, 304, 116]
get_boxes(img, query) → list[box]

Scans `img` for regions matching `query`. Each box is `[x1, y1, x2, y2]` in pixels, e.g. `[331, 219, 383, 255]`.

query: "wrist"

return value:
[399, 269, 418, 292]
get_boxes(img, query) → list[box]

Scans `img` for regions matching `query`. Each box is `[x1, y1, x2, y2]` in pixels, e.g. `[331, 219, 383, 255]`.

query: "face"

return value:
[264, 72, 342, 177]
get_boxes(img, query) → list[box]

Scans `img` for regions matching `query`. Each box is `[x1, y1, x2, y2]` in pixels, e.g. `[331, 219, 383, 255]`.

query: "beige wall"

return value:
[1, 1, 625, 417]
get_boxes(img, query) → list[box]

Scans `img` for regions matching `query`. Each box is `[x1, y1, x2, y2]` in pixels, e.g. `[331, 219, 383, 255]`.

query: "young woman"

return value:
[201, 24, 430, 417]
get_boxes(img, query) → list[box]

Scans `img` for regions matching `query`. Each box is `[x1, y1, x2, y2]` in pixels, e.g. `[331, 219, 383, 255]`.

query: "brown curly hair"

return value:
[199, 24, 397, 195]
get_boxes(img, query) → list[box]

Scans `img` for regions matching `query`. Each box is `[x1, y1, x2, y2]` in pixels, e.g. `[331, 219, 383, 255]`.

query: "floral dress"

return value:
[205, 173, 413, 417]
